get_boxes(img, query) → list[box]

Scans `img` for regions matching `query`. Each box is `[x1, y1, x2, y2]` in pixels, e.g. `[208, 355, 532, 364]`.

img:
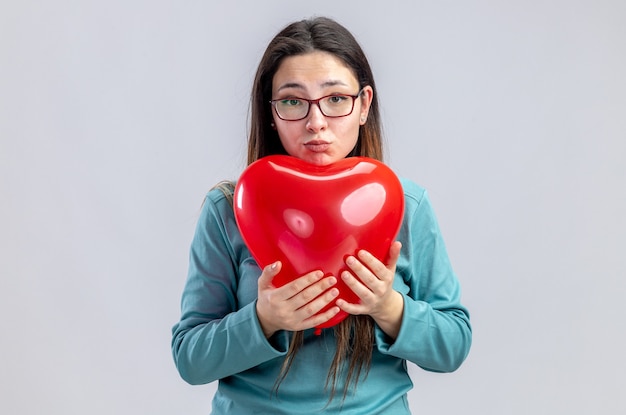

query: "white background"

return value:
[2, 1, 625, 414]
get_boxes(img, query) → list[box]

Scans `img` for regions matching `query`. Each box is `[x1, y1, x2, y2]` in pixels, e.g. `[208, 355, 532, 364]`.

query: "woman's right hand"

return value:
[255, 261, 340, 338]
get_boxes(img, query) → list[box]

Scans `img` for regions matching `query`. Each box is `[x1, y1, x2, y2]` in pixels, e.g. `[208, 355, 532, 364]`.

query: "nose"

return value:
[305, 102, 328, 132]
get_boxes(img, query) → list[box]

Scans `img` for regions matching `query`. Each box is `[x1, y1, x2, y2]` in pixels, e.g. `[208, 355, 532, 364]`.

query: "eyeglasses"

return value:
[270, 89, 364, 121]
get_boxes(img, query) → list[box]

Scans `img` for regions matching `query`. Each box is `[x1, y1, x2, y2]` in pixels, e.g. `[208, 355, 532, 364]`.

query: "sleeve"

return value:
[375, 184, 472, 373]
[171, 191, 289, 385]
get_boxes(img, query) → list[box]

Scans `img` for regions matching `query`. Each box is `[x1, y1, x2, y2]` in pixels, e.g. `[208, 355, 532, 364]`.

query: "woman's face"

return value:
[271, 51, 373, 166]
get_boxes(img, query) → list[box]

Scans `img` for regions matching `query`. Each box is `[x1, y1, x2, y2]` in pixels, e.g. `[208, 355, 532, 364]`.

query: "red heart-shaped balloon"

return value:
[234, 155, 404, 331]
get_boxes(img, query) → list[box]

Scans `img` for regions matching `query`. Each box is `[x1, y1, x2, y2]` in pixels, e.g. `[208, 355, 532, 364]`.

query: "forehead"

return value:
[272, 51, 358, 92]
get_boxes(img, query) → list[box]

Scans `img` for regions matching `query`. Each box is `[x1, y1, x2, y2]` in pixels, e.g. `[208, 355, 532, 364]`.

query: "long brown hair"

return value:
[245, 16, 384, 402]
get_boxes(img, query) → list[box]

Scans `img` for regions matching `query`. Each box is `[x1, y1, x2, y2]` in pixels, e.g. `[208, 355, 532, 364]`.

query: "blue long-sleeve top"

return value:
[172, 178, 472, 414]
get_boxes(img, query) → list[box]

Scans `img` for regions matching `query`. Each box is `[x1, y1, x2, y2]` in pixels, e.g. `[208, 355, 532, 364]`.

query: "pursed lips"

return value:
[304, 140, 331, 152]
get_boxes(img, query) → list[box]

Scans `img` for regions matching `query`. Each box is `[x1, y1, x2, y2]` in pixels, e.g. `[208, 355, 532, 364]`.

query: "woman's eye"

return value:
[281, 99, 302, 106]
[328, 95, 348, 104]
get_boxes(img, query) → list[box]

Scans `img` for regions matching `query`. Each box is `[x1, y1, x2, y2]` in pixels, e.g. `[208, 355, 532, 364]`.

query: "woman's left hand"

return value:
[336, 241, 404, 339]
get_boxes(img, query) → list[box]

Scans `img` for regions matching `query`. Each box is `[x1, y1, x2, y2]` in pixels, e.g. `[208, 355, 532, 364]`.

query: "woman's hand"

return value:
[336, 241, 404, 339]
[256, 262, 340, 338]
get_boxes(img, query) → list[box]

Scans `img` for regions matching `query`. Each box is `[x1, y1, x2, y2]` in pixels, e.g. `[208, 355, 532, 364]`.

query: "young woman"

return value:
[172, 16, 472, 414]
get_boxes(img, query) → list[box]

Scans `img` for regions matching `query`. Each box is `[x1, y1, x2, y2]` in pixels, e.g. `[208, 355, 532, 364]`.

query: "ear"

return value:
[358, 85, 374, 125]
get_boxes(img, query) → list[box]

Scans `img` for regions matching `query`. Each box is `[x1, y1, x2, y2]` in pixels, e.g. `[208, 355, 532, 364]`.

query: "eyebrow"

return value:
[276, 80, 350, 92]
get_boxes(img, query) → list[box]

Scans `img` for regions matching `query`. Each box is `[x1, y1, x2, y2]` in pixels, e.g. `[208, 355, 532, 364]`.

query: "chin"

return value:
[300, 153, 341, 166]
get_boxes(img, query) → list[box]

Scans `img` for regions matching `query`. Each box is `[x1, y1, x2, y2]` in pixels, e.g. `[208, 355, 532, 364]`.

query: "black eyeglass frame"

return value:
[269, 88, 365, 121]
